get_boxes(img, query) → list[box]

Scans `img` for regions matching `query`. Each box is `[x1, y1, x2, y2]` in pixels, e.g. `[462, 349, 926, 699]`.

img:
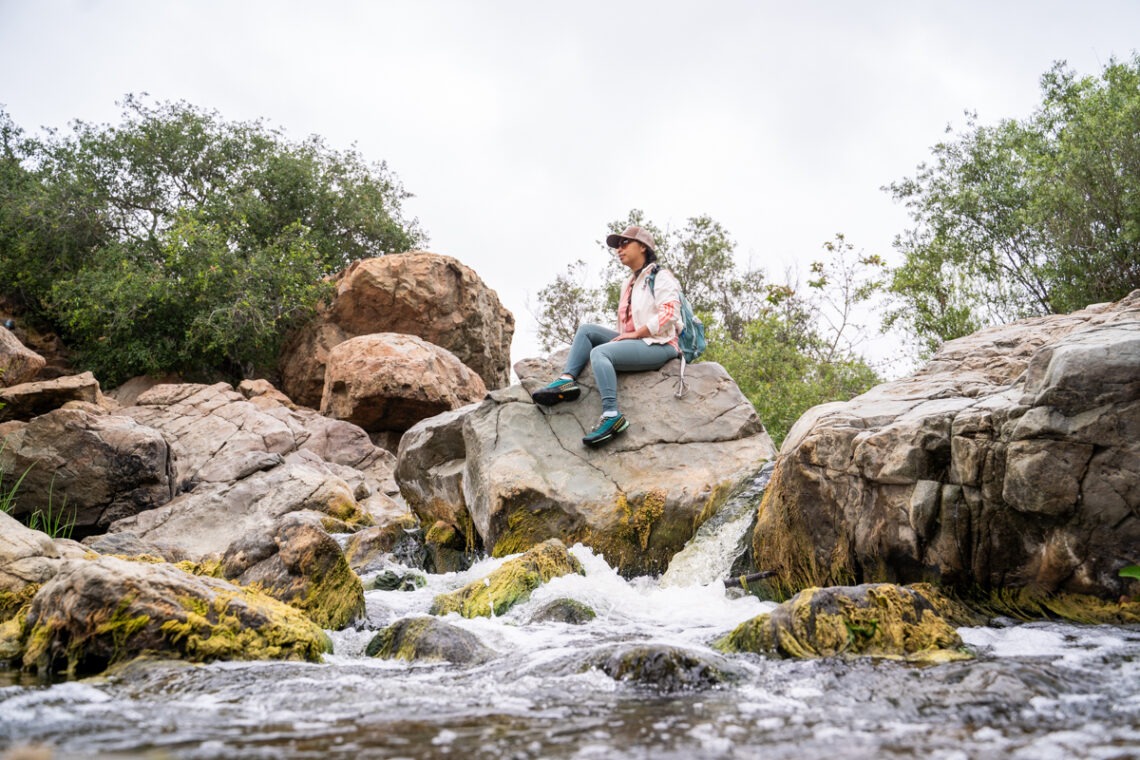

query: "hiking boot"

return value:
[531, 377, 580, 406]
[582, 413, 629, 447]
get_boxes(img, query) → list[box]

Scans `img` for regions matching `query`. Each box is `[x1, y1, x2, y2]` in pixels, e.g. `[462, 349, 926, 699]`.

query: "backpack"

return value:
[648, 266, 707, 397]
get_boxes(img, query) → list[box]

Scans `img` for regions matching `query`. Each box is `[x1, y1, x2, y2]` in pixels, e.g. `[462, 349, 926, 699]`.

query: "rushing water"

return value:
[2, 469, 1140, 760]
[2, 543, 1139, 760]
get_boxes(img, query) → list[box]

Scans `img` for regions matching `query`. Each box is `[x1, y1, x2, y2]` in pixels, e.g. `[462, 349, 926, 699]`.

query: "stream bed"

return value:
[2, 543, 1139, 759]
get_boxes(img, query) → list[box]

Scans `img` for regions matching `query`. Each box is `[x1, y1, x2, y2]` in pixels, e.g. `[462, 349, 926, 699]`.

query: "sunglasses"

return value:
[616, 239, 638, 250]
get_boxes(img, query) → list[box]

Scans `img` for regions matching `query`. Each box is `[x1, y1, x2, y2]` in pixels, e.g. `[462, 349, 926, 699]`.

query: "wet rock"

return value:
[19, 555, 331, 677]
[0, 326, 45, 387]
[365, 615, 495, 665]
[371, 569, 427, 591]
[715, 583, 976, 663]
[0, 371, 103, 422]
[753, 290, 1140, 615]
[399, 358, 776, 577]
[320, 333, 487, 434]
[343, 514, 425, 575]
[429, 539, 583, 618]
[0, 408, 175, 535]
[527, 598, 596, 625]
[586, 643, 741, 692]
[221, 512, 365, 630]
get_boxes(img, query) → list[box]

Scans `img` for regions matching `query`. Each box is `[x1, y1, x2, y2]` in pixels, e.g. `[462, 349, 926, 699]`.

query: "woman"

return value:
[532, 224, 682, 447]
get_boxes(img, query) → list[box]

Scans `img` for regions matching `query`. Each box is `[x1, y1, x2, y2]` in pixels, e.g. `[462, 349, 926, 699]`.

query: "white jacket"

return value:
[619, 265, 682, 347]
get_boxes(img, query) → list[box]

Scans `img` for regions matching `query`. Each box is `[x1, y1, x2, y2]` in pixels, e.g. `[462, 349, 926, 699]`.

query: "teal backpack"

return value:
[648, 266, 707, 397]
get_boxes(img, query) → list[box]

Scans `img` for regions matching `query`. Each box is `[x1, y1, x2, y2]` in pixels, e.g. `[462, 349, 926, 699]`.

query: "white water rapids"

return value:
[2, 471, 1139, 759]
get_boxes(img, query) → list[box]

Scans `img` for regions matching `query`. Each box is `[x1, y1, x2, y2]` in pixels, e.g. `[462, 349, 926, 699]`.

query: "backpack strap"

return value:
[647, 266, 690, 397]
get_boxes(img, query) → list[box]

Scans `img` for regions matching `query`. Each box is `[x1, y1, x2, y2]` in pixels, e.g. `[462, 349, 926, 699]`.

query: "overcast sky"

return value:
[2, 1, 1138, 374]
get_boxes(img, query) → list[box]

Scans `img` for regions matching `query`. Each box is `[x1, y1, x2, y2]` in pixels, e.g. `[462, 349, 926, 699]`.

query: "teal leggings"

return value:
[563, 324, 679, 414]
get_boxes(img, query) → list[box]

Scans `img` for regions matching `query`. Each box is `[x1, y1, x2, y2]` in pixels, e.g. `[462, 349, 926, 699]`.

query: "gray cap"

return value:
[606, 225, 656, 254]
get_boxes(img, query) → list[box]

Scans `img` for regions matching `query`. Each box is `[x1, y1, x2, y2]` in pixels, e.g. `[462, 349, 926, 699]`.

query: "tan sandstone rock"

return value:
[321, 333, 487, 434]
[0, 327, 45, 388]
[279, 252, 514, 408]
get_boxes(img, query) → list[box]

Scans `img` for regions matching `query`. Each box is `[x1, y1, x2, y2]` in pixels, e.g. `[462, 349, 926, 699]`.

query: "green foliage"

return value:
[0, 95, 426, 384]
[1120, 565, 1140, 580]
[885, 56, 1140, 355]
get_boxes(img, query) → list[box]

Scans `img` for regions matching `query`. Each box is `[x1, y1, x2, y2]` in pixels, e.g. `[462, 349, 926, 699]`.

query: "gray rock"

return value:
[365, 615, 496, 665]
[754, 290, 1140, 608]
[398, 358, 776, 576]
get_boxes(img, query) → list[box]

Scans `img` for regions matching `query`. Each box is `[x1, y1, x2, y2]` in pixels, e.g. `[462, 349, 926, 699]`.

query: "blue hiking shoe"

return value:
[582, 413, 629, 447]
[532, 377, 581, 406]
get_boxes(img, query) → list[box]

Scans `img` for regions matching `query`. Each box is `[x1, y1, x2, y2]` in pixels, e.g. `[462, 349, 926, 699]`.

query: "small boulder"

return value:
[320, 333, 487, 434]
[527, 598, 596, 625]
[429, 539, 583, 618]
[221, 512, 365, 630]
[586, 643, 741, 692]
[365, 615, 496, 665]
[714, 583, 977, 663]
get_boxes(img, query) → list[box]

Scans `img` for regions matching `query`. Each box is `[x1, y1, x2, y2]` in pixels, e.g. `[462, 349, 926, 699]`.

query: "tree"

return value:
[0, 96, 426, 384]
[885, 56, 1140, 355]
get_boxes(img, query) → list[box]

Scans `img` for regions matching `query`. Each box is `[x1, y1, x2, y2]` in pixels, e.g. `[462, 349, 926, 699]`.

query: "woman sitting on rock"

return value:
[532, 225, 682, 447]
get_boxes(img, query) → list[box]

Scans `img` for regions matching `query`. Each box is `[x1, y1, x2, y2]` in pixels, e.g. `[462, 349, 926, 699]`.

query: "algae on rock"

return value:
[715, 583, 976, 663]
[429, 538, 584, 618]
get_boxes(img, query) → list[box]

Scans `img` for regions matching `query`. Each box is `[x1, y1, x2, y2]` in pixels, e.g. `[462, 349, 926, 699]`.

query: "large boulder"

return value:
[753, 291, 1140, 618]
[0, 326, 45, 387]
[399, 358, 776, 576]
[120, 382, 397, 500]
[320, 333, 487, 434]
[0, 408, 176, 535]
[279, 252, 514, 407]
[18, 555, 331, 677]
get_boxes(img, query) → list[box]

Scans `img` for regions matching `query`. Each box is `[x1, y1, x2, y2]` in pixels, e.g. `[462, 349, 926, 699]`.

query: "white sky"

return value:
[2, 0, 1138, 374]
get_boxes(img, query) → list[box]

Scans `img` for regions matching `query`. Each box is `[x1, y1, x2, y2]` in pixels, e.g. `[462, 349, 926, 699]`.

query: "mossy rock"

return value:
[715, 583, 975, 663]
[365, 616, 495, 665]
[429, 539, 584, 618]
[527, 598, 596, 625]
[585, 643, 742, 692]
[977, 586, 1140, 624]
[20, 555, 332, 677]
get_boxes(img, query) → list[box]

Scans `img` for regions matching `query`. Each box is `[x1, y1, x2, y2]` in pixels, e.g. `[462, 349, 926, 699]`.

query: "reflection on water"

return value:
[2, 545, 1139, 759]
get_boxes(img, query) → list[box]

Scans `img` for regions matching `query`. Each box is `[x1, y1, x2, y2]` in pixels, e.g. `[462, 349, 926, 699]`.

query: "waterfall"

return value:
[658, 461, 775, 588]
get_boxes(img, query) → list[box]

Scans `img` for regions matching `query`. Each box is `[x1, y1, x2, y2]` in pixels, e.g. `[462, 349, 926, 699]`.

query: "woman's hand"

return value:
[611, 328, 649, 341]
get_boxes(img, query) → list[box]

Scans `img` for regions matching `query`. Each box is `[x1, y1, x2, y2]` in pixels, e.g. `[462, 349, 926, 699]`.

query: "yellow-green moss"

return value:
[23, 593, 154, 676]
[430, 539, 584, 618]
[425, 521, 459, 547]
[750, 467, 857, 600]
[367, 617, 433, 661]
[176, 558, 225, 578]
[620, 489, 666, 551]
[969, 586, 1140, 624]
[286, 553, 364, 630]
[0, 585, 38, 623]
[715, 584, 973, 664]
[160, 588, 332, 662]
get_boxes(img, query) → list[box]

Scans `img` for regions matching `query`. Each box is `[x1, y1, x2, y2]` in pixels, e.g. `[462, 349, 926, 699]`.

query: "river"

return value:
[2, 467, 1139, 759]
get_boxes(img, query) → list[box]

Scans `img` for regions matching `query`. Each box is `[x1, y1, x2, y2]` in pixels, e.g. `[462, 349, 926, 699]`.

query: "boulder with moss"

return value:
[751, 291, 1140, 618]
[365, 615, 496, 665]
[220, 512, 364, 629]
[399, 358, 776, 577]
[715, 583, 978, 663]
[429, 539, 583, 618]
[18, 555, 331, 677]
